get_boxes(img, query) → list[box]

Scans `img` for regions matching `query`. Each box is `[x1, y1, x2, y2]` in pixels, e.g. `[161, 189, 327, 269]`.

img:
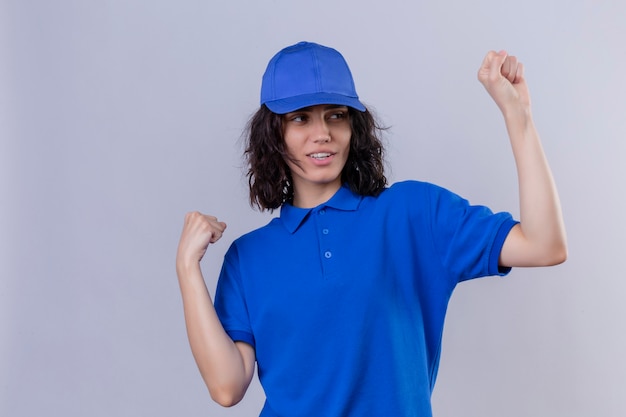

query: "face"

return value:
[282, 104, 351, 207]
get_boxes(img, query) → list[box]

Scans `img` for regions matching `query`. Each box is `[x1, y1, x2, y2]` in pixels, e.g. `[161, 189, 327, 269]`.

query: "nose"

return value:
[312, 117, 331, 143]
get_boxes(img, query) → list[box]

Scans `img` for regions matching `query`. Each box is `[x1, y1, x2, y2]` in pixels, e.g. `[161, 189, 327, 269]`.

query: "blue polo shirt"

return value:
[214, 180, 517, 417]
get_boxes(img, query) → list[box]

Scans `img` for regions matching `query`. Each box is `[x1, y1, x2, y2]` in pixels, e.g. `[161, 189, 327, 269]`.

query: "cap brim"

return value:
[264, 92, 366, 114]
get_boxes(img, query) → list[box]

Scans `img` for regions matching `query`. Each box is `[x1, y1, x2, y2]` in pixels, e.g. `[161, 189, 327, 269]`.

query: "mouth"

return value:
[308, 152, 334, 160]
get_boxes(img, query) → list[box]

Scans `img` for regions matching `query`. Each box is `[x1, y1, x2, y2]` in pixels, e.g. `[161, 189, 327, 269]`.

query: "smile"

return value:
[309, 152, 333, 160]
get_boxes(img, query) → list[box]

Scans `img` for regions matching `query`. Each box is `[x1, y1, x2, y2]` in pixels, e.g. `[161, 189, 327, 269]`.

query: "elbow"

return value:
[208, 383, 245, 408]
[547, 222, 569, 266]
[197, 345, 254, 408]
[544, 250, 567, 267]
[552, 243, 568, 265]
[543, 239, 568, 266]
[212, 395, 243, 408]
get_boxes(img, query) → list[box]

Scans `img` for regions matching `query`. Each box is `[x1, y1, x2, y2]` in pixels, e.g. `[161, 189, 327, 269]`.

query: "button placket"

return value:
[317, 208, 334, 275]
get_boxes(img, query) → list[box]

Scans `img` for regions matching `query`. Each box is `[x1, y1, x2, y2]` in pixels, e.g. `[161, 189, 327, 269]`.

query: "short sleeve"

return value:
[214, 243, 256, 348]
[425, 184, 518, 282]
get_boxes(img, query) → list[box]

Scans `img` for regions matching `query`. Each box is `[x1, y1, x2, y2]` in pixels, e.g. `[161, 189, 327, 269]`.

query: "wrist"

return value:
[176, 256, 202, 277]
[502, 105, 533, 130]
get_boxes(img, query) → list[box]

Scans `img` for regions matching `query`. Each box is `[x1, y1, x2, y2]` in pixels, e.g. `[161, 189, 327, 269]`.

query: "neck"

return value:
[292, 182, 342, 208]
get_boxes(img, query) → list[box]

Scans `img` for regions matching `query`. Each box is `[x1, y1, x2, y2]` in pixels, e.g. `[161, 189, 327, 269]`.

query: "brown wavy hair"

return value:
[244, 105, 387, 211]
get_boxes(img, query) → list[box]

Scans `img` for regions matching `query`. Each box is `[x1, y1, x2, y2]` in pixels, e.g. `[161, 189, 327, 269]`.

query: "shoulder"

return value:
[354, 180, 456, 226]
[377, 181, 491, 230]
[225, 217, 283, 257]
[391, 179, 441, 191]
[240, 216, 283, 241]
[374, 180, 455, 206]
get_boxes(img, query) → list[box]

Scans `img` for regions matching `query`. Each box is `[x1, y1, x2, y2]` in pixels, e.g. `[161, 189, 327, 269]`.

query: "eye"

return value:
[286, 113, 307, 123]
[325, 106, 349, 120]
[328, 110, 348, 120]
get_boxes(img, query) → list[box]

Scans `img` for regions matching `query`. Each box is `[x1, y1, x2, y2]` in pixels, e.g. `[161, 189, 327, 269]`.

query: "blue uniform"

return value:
[215, 180, 518, 417]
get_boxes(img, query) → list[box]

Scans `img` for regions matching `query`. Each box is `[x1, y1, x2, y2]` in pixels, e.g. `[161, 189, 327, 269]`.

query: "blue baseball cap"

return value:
[260, 41, 366, 114]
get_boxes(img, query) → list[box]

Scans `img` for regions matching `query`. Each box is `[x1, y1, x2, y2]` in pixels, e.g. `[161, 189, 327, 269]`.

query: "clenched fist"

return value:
[176, 212, 227, 269]
[477, 50, 531, 115]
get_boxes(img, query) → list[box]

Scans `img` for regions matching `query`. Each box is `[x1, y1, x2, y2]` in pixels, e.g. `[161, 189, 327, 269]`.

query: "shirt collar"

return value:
[280, 184, 363, 234]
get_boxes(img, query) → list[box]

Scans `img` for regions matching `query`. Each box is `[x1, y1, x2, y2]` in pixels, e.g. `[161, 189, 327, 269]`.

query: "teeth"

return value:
[310, 153, 331, 159]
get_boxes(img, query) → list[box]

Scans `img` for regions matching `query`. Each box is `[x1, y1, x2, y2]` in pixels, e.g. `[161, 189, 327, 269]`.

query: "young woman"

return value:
[176, 41, 567, 417]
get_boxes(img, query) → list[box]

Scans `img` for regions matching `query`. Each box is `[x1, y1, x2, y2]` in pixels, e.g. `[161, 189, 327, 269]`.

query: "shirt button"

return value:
[324, 251, 332, 259]
[322, 228, 329, 235]
[319, 209, 326, 215]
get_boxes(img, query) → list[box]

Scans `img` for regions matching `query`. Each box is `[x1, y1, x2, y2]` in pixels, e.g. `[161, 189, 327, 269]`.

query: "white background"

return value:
[1, 1, 625, 416]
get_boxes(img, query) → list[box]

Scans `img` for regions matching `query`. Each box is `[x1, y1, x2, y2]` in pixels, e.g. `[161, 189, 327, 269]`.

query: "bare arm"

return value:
[478, 50, 567, 267]
[176, 212, 255, 406]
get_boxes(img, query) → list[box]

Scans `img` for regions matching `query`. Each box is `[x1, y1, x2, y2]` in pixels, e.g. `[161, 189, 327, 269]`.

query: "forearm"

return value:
[503, 108, 567, 266]
[177, 262, 253, 406]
